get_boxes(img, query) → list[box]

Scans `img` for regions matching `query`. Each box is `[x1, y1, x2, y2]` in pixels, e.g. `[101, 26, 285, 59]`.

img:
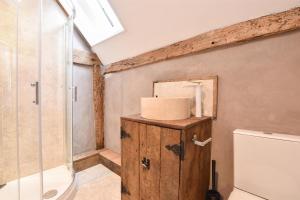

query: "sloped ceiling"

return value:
[92, 0, 300, 65]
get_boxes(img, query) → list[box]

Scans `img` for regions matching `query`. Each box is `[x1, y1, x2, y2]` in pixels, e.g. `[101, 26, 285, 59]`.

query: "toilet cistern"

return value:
[229, 129, 300, 200]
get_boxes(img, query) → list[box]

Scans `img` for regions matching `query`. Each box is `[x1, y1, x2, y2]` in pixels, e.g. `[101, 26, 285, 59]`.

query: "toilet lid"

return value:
[228, 188, 265, 200]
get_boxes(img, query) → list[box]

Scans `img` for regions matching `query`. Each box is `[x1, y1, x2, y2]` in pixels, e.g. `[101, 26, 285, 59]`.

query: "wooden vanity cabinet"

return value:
[121, 115, 212, 200]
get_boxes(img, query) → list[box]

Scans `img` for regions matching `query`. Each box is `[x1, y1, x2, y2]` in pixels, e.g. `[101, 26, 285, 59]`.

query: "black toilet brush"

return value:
[206, 160, 221, 200]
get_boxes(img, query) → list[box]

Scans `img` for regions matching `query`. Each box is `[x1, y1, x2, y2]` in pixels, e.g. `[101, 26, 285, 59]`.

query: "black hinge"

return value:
[165, 141, 185, 160]
[121, 128, 131, 139]
[121, 182, 131, 195]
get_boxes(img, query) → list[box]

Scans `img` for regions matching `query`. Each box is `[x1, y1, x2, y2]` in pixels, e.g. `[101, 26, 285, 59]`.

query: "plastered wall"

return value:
[104, 30, 300, 199]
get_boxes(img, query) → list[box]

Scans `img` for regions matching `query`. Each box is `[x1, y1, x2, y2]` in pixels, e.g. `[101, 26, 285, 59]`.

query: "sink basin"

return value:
[141, 97, 191, 120]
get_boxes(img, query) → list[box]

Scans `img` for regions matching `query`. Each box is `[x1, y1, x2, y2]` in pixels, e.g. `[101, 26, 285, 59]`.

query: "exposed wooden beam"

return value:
[73, 49, 100, 66]
[105, 7, 300, 74]
[93, 64, 105, 149]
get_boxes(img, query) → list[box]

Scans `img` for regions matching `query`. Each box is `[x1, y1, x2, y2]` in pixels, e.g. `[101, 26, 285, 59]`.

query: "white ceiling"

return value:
[92, 0, 300, 65]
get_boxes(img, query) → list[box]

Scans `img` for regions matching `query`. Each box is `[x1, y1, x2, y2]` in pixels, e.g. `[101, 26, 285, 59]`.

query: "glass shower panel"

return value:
[1, 0, 75, 199]
[65, 18, 74, 172]
[0, 1, 19, 200]
[18, 0, 42, 199]
[41, 0, 74, 198]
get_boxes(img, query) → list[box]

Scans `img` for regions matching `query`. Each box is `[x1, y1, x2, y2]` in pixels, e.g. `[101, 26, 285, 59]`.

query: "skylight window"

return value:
[59, 0, 124, 46]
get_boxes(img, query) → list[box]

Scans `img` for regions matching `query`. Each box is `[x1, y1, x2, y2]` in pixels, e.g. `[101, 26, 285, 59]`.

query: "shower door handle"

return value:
[31, 81, 39, 105]
[74, 86, 78, 102]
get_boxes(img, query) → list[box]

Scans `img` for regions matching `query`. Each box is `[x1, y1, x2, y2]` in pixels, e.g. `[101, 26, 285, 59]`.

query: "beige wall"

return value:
[0, 0, 70, 182]
[0, 1, 17, 185]
[93, 0, 300, 65]
[104, 30, 300, 199]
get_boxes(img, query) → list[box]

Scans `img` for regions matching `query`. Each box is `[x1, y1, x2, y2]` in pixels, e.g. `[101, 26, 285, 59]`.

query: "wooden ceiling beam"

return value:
[73, 49, 101, 66]
[105, 7, 300, 74]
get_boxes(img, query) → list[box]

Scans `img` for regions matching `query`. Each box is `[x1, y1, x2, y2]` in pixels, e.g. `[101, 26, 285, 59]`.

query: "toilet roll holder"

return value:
[192, 134, 212, 147]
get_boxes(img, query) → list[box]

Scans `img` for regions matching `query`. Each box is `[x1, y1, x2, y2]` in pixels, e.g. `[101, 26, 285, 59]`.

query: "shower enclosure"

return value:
[0, 0, 75, 199]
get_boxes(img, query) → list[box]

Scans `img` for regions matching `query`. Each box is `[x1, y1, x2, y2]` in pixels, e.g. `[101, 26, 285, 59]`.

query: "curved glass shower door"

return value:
[41, 0, 74, 199]
[18, 0, 43, 199]
[0, 0, 74, 199]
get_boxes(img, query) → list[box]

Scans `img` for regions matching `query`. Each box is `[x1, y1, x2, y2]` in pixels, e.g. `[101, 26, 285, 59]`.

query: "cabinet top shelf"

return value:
[121, 114, 211, 130]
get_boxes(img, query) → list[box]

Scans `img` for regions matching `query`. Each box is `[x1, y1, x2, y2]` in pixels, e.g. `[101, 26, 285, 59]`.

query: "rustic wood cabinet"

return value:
[121, 115, 212, 200]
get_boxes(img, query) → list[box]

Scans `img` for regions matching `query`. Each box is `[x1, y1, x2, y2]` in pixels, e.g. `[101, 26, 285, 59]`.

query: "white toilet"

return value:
[228, 129, 300, 200]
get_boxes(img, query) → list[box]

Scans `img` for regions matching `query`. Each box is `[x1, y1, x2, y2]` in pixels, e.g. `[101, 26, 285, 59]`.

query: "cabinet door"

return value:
[121, 120, 140, 200]
[140, 125, 181, 200]
[179, 120, 212, 200]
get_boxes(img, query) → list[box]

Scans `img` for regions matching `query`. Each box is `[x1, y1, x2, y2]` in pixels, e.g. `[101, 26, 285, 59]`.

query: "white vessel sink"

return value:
[141, 97, 191, 120]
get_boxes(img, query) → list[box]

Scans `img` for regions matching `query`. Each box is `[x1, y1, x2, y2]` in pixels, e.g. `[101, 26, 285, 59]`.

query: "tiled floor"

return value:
[74, 164, 121, 200]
